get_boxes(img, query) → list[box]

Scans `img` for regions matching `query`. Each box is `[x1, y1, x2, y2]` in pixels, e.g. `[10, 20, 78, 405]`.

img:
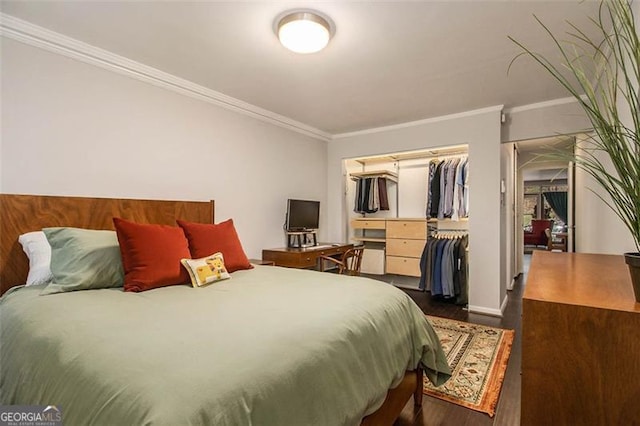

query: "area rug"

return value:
[423, 315, 514, 417]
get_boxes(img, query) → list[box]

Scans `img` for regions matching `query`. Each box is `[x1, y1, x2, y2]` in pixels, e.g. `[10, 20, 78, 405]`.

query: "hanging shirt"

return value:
[462, 160, 470, 217]
[451, 157, 466, 221]
[455, 236, 469, 305]
[378, 177, 389, 210]
[430, 162, 444, 218]
[437, 160, 450, 219]
[426, 160, 437, 218]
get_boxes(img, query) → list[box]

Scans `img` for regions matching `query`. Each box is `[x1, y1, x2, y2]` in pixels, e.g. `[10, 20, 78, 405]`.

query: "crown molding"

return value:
[503, 96, 581, 114]
[0, 13, 332, 142]
[332, 105, 504, 140]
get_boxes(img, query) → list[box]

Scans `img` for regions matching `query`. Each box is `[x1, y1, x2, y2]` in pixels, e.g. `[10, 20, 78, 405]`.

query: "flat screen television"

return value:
[286, 199, 320, 231]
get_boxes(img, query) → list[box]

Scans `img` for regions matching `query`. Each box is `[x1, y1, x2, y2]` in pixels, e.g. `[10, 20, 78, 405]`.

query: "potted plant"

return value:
[509, 0, 640, 302]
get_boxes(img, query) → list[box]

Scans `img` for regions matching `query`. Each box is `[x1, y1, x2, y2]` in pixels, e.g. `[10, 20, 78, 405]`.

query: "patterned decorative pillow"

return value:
[181, 252, 231, 288]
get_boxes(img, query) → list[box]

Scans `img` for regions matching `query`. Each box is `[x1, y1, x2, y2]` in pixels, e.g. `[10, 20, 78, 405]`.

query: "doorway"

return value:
[513, 136, 575, 276]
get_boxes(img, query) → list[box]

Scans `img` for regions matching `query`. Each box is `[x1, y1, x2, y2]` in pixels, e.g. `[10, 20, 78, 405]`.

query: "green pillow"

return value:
[42, 227, 124, 295]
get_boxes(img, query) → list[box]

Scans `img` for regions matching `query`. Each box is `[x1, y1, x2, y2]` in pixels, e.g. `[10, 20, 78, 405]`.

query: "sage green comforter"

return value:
[0, 266, 450, 426]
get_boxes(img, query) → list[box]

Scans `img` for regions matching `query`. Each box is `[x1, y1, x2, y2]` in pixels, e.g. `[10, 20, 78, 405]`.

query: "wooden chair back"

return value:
[341, 247, 365, 276]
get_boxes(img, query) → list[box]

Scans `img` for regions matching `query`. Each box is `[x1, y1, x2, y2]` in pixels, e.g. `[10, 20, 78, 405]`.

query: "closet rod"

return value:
[354, 148, 468, 165]
[428, 152, 468, 160]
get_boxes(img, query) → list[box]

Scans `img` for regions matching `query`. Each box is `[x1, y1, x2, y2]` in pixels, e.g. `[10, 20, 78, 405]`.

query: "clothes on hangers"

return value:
[353, 177, 390, 213]
[426, 156, 469, 220]
[419, 234, 468, 305]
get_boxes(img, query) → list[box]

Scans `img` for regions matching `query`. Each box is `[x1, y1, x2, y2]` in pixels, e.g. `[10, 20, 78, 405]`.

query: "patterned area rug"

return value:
[423, 315, 514, 417]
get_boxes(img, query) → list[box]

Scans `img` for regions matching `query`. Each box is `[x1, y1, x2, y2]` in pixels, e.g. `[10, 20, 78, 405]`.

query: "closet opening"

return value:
[343, 144, 470, 307]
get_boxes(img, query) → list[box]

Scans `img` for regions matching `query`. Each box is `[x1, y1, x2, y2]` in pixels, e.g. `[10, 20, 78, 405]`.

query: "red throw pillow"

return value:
[177, 219, 252, 273]
[113, 217, 191, 292]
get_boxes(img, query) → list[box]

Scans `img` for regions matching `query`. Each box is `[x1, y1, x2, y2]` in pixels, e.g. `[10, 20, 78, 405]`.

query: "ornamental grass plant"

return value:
[510, 0, 639, 253]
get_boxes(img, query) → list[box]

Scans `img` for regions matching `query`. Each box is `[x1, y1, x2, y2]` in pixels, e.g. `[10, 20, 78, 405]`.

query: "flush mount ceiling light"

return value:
[276, 11, 334, 54]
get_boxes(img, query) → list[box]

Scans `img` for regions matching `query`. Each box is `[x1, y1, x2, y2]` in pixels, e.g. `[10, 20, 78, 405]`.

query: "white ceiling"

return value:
[0, 1, 603, 135]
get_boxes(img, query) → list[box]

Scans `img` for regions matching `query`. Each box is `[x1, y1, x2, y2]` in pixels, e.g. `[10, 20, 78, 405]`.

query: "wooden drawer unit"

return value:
[386, 256, 421, 277]
[350, 219, 386, 229]
[386, 220, 426, 239]
[385, 219, 426, 277]
[386, 238, 425, 258]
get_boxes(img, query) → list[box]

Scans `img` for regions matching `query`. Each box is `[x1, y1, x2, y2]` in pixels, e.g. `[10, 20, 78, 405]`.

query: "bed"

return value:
[0, 194, 450, 425]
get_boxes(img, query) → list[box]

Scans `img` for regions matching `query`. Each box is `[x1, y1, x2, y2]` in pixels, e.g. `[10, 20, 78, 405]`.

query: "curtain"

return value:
[543, 191, 568, 224]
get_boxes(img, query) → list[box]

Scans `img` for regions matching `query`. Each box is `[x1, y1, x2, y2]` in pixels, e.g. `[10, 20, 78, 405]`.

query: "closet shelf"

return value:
[350, 170, 398, 182]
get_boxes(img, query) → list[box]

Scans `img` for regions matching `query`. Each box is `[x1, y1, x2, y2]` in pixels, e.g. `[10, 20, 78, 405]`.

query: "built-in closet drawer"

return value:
[386, 256, 421, 277]
[385, 219, 427, 277]
[350, 219, 386, 230]
[386, 220, 427, 239]
[386, 239, 425, 258]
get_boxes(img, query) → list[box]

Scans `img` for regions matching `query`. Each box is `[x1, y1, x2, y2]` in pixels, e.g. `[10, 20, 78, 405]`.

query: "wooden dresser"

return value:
[522, 251, 640, 425]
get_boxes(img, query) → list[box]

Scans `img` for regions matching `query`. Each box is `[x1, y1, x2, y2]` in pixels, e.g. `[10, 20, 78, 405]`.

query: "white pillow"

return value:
[18, 231, 54, 286]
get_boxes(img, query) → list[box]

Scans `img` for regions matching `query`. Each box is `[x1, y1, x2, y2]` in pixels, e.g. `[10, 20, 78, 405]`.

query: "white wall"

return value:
[502, 100, 591, 143]
[329, 108, 504, 316]
[0, 38, 328, 258]
[397, 158, 431, 218]
[574, 134, 636, 254]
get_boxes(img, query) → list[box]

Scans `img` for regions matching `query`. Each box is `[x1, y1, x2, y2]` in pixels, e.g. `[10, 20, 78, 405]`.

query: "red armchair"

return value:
[524, 219, 553, 247]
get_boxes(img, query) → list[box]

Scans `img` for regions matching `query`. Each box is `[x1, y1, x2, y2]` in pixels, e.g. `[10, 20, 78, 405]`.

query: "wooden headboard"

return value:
[0, 194, 215, 295]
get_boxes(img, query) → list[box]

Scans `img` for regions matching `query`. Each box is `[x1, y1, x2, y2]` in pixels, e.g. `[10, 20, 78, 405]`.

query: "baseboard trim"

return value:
[467, 305, 504, 318]
[500, 294, 509, 314]
[507, 276, 516, 291]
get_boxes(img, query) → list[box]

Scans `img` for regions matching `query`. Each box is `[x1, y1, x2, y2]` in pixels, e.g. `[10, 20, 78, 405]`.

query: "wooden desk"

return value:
[262, 243, 354, 270]
[249, 259, 275, 266]
[522, 251, 640, 425]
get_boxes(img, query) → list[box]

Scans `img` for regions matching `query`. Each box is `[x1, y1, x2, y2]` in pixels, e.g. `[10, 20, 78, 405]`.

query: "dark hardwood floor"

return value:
[368, 256, 529, 426]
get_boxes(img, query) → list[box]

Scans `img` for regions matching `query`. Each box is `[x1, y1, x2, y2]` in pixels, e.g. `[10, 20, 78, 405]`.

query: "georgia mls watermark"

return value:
[0, 406, 62, 426]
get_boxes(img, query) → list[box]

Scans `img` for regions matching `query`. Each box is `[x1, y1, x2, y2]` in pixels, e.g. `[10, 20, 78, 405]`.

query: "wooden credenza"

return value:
[522, 251, 640, 425]
[262, 243, 353, 270]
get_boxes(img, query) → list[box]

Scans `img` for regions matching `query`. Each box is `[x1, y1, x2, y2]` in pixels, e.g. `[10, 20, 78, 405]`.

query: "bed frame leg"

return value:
[414, 367, 423, 406]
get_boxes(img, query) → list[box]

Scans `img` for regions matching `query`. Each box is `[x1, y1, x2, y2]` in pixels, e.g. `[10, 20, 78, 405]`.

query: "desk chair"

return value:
[319, 247, 365, 276]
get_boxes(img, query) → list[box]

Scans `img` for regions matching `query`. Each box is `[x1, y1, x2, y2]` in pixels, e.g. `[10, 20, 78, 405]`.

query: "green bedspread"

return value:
[0, 266, 450, 425]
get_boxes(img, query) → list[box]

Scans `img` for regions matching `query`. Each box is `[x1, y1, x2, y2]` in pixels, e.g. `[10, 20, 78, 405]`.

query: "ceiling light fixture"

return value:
[276, 11, 334, 54]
